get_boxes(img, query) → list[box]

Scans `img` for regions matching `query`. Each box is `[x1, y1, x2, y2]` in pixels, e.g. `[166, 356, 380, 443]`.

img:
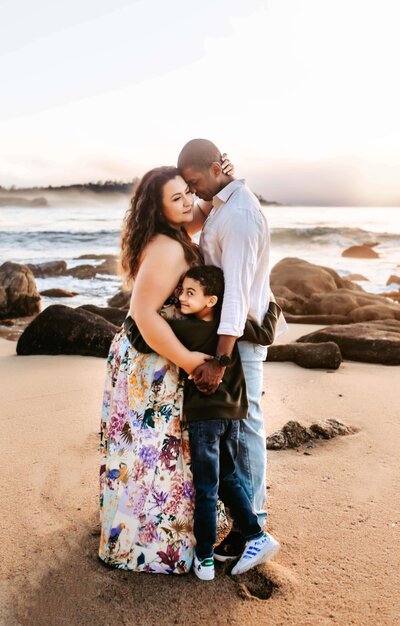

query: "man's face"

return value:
[181, 165, 219, 201]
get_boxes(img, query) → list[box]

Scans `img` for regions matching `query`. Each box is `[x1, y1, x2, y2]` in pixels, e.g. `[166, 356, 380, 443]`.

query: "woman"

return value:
[99, 166, 219, 574]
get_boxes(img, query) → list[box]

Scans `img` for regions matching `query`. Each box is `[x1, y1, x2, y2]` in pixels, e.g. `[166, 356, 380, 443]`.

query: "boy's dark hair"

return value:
[177, 138, 222, 172]
[184, 265, 224, 315]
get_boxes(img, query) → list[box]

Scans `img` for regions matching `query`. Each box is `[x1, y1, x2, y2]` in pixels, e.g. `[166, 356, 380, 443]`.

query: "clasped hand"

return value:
[189, 359, 226, 395]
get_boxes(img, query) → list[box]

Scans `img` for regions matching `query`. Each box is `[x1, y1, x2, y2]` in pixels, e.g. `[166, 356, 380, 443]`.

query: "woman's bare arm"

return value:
[129, 235, 209, 374]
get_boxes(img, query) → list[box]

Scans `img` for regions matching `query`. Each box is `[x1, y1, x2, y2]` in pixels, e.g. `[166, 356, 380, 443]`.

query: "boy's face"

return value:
[178, 277, 217, 315]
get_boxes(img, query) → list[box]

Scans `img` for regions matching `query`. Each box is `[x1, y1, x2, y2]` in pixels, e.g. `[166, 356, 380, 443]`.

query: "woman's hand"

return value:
[221, 152, 234, 176]
[183, 351, 212, 376]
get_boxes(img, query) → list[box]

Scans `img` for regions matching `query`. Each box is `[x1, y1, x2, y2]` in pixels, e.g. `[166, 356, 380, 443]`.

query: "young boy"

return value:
[124, 265, 281, 580]
[176, 265, 280, 581]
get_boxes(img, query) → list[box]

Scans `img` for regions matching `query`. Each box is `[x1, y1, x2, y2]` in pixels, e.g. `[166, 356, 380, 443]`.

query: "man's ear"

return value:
[210, 162, 222, 177]
[207, 295, 218, 308]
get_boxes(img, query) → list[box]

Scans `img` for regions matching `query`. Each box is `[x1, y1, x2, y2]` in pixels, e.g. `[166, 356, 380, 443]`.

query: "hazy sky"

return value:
[0, 0, 399, 205]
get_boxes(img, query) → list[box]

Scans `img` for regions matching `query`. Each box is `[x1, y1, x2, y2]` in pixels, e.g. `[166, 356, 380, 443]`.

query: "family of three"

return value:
[99, 139, 284, 580]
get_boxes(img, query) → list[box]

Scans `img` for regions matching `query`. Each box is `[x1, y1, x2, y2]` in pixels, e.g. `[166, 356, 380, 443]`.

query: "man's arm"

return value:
[191, 208, 263, 393]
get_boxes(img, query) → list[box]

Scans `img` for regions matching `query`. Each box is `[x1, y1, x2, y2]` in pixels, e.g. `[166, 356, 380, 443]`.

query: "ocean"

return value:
[0, 201, 399, 311]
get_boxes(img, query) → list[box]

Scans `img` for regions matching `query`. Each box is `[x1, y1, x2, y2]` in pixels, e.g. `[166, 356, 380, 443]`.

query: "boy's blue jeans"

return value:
[188, 419, 263, 560]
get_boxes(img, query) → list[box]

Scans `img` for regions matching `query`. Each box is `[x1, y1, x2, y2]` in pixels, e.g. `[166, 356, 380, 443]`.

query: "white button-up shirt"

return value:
[199, 179, 273, 337]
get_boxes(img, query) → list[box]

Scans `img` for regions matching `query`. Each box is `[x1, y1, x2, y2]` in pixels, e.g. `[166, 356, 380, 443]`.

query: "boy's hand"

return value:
[189, 359, 225, 395]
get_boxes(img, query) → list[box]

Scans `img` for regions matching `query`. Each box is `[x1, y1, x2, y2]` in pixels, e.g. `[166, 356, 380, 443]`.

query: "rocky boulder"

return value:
[63, 264, 98, 279]
[0, 262, 41, 318]
[266, 341, 342, 369]
[16, 305, 118, 357]
[27, 260, 67, 277]
[267, 419, 356, 450]
[387, 275, 400, 287]
[107, 288, 131, 309]
[40, 288, 78, 298]
[342, 243, 380, 258]
[78, 304, 126, 326]
[297, 320, 400, 365]
[271, 258, 400, 324]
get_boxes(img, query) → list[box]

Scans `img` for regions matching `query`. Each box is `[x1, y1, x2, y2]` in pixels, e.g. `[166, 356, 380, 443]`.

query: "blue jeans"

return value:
[188, 419, 263, 559]
[237, 341, 268, 527]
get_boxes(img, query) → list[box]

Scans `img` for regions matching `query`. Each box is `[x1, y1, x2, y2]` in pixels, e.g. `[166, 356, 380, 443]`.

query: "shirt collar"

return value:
[213, 178, 245, 209]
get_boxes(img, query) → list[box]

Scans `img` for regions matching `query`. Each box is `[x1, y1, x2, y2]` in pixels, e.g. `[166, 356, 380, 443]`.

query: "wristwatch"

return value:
[213, 353, 232, 367]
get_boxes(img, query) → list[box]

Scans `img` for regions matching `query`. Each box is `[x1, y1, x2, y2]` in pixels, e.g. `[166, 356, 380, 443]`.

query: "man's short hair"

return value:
[177, 139, 222, 171]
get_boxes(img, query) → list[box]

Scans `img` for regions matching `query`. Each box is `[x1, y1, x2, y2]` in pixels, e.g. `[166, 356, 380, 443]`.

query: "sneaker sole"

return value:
[193, 570, 215, 581]
[214, 553, 238, 563]
[230, 543, 280, 576]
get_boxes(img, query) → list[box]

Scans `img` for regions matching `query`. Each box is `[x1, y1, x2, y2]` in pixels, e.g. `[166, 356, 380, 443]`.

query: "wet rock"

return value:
[78, 304, 126, 327]
[267, 418, 355, 450]
[40, 288, 78, 298]
[297, 320, 400, 365]
[16, 304, 117, 357]
[387, 275, 400, 286]
[107, 289, 131, 309]
[95, 258, 119, 275]
[27, 260, 67, 277]
[75, 254, 118, 261]
[0, 261, 41, 318]
[342, 243, 380, 258]
[63, 264, 98, 279]
[267, 342, 342, 369]
[348, 273, 368, 282]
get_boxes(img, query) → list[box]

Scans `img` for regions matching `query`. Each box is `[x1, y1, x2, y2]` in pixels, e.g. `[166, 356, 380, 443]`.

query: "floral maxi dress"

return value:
[99, 304, 195, 574]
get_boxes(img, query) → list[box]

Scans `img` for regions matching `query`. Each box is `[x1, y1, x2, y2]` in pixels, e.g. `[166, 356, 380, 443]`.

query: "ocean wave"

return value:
[270, 226, 400, 245]
[0, 229, 120, 246]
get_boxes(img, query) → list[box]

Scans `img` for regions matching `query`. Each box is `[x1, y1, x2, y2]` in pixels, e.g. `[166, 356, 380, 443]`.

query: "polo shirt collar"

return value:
[213, 178, 245, 209]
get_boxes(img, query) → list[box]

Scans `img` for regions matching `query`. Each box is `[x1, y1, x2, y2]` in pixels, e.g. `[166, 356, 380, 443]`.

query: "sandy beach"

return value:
[1, 325, 399, 626]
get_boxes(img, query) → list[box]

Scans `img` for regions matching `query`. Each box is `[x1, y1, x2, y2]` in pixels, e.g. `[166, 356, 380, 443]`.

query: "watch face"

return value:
[216, 354, 231, 367]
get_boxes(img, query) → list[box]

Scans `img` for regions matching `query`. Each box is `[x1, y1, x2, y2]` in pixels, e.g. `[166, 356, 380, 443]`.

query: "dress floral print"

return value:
[99, 302, 195, 574]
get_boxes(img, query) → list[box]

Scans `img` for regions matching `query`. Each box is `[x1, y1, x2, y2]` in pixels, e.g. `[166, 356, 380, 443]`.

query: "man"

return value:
[178, 138, 284, 562]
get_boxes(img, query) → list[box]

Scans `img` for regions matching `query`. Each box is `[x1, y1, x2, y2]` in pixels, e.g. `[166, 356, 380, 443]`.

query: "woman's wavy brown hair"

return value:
[120, 166, 202, 283]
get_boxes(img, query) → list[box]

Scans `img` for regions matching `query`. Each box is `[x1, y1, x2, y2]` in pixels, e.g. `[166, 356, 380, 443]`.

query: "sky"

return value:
[0, 0, 399, 205]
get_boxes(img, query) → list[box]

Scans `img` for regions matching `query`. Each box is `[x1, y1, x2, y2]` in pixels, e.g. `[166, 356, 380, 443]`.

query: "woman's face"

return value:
[161, 176, 194, 228]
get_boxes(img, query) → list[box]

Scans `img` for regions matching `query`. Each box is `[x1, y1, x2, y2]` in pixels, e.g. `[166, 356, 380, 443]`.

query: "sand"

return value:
[1, 326, 399, 626]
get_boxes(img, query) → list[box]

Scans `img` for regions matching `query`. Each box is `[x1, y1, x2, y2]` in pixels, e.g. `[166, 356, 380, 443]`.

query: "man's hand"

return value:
[189, 359, 225, 395]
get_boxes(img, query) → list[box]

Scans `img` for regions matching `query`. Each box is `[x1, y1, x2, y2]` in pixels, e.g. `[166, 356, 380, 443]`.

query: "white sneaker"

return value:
[193, 555, 215, 581]
[231, 532, 280, 576]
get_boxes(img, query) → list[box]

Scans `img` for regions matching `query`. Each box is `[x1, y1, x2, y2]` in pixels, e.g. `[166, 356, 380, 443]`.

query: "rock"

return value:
[16, 304, 118, 357]
[387, 275, 400, 286]
[95, 258, 119, 275]
[349, 304, 398, 323]
[40, 288, 78, 298]
[0, 319, 14, 327]
[379, 291, 400, 302]
[75, 254, 118, 261]
[27, 260, 67, 277]
[309, 418, 356, 439]
[267, 418, 355, 450]
[0, 262, 41, 318]
[267, 342, 342, 369]
[63, 264, 98, 279]
[271, 257, 356, 299]
[342, 243, 380, 258]
[107, 289, 131, 309]
[297, 320, 400, 365]
[283, 314, 349, 325]
[78, 305, 126, 326]
[271, 259, 400, 323]
[347, 273, 368, 281]
[267, 421, 314, 449]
